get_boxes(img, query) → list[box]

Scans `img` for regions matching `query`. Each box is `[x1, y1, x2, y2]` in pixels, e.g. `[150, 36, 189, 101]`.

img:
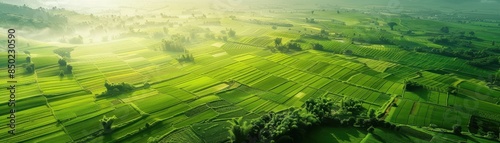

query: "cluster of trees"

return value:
[101, 81, 134, 96]
[0, 3, 68, 29]
[404, 80, 424, 91]
[428, 36, 474, 48]
[57, 59, 73, 74]
[160, 39, 185, 52]
[305, 18, 316, 23]
[228, 29, 236, 37]
[176, 53, 194, 63]
[53, 48, 74, 58]
[25, 55, 35, 73]
[267, 38, 302, 53]
[25, 63, 35, 73]
[311, 43, 324, 51]
[469, 116, 500, 140]
[227, 97, 399, 143]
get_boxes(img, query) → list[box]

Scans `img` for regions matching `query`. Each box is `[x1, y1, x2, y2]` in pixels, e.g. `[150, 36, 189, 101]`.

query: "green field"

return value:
[1, 0, 500, 142]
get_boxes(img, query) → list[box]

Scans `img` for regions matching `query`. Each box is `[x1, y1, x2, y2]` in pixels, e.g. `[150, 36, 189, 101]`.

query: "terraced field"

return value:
[2, 1, 500, 143]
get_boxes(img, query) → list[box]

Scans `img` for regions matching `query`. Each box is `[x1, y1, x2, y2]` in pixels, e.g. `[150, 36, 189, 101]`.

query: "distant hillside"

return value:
[0, 3, 67, 29]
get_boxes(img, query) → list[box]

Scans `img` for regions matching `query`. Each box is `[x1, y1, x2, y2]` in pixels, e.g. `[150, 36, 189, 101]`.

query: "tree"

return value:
[492, 41, 496, 46]
[26, 56, 31, 63]
[368, 109, 376, 118]
[59, 70, 64, 77]
[53, 48, 74, 58]
[272, 25, 277, 30]
[100, 115, 117, 134]
[58, 59, 67, 66]
[227, 117, 250, 143]
[367, 126, 375, 133]
[286, 42, 301, 51]
[312, 43, 324, 51]
[311, 10, 314, 14]
[274, 38, 282, 46]
[469, 31, 475, 37]
[387, 22, 397, 30]
[66, 64, 73, 73]
[453, 124, 462, 135]
[440, 27, 450, 33]
[228, 29, 236, 37]
[25, 64, 35, 73]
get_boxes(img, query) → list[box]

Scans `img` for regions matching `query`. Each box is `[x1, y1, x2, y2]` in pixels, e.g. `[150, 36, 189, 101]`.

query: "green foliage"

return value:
[387, 22, 397, 30]
[286, 42, 302, 51]
[368, 109, 376, 118]
[228, 29, 236, 37]
[227, 117, 251, 143]
[305, 18, 315, 23]
[100, 115, 117, 134]
[440, 26, 450, 33]
[25, 63, 35, 73]
[341, 98, 363, 114]
[0, 3, 68, 29]
[58, 59, 67, 66]
[404, 80, 424, 91]
[176, 53, 194, 63]
[59, 70, 64, 77]
[102, 81, 134, 96]
[274, 37, 282, 46]
[26, 56, 31, 63]
[160, 39, 185, 52]
[228, 97, 340, 142]
[66, 64, 73, 73]
[53, 48, 74, 58]
[311, 43, 324, 51]
[303, 97, 334, 121]
[452, 124, 462, 135]
[367, 126, 375, 133]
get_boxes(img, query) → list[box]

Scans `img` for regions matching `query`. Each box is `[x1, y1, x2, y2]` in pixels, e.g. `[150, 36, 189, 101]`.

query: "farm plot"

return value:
[221, 43, 263, 55]
[175, 76, 221, 93]
[250, 75, 289, 91]
[387, 99, 470, 130]
[37, 78, 82, 95]
[133, 93, 182, 114]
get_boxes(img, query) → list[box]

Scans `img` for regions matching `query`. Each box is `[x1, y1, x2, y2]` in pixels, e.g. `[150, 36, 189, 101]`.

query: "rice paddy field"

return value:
[1, 0, 500, 142]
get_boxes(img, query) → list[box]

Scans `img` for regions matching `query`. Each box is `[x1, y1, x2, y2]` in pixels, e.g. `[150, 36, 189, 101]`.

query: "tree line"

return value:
[227, 97, 401, 143]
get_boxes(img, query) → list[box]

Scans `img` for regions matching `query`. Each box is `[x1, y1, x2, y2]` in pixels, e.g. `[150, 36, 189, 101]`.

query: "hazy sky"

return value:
[1, 0, 499, 14]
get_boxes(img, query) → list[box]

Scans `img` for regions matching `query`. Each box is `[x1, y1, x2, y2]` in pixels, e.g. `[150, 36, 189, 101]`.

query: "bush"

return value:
[453, 124, 462, 135]
[58, 59, 67, 66]
[25, 64, 35, 73]
[102, 81, 135, 96]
